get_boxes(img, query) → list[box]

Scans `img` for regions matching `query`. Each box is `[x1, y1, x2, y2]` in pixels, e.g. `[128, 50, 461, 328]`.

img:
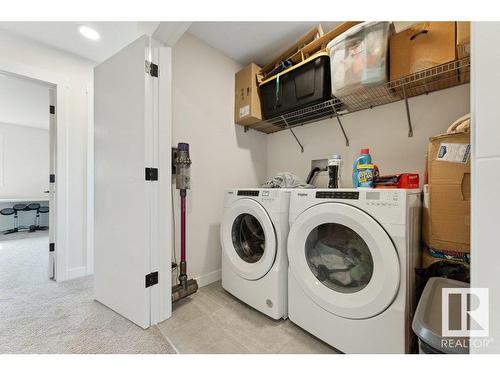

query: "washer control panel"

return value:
[365, 190, 401, 208]
[316, 191, 359, 200]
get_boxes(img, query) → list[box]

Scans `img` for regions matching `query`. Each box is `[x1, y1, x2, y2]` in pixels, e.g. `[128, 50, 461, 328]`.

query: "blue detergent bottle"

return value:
[352, 148, 372, 188]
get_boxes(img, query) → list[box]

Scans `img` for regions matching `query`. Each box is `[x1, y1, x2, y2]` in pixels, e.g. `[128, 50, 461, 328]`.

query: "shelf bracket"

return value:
[336, 117, 349, 146]
[330, 102, 349, 146]
[402, 85, 414, 137]
[281, 116, 304, 153]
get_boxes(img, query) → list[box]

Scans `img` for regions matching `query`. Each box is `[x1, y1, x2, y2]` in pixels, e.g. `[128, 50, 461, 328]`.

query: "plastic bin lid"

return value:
[326, 21, 391, 50]
[412, 277, 470, 354]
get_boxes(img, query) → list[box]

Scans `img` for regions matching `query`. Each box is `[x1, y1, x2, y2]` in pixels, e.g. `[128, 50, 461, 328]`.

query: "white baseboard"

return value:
[195, 269, 221, 288]
[66, 266, 87, 280]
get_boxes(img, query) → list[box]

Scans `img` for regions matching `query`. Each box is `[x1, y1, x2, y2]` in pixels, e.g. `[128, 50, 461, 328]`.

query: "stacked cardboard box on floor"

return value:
[423, 130, 471, 260]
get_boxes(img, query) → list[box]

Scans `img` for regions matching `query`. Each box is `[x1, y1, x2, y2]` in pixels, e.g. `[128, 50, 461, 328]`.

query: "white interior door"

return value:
[48, 88, 56, 280]
[94, 35, 171, 329]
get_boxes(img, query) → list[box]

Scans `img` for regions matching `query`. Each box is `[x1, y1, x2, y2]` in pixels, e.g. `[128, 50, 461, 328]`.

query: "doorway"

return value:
[0, 71, 57, 281]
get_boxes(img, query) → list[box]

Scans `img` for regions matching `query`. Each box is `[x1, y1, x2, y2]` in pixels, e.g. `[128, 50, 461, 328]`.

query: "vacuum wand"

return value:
[172, 143, 198, 302]
[179, 188, 187, 288]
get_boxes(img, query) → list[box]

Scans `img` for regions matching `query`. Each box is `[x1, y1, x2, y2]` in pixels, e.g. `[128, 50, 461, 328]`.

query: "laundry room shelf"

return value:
[246, 56, 471, 136]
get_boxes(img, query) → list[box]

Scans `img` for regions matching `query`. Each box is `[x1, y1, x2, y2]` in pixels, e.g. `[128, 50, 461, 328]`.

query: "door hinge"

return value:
[49, 243, 55, 252]
[145, 61, 159, 77]
[50, 105, 55, 114]
[145, 271, 159, 288]
[49, 174, 55, 183]
[145, 167, 158, 181]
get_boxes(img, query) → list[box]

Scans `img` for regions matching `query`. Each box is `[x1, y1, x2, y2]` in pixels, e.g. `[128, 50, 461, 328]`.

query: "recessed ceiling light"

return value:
[78, 25, 100, 41]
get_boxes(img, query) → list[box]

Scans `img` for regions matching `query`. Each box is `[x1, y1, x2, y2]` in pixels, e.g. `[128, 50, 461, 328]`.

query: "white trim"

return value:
[195, 269, 222, 288]
[66, 266, 87, 280]
[86, 82, 94, 276]
[0, 58, 69, 282]
[155, 44, 173, 323]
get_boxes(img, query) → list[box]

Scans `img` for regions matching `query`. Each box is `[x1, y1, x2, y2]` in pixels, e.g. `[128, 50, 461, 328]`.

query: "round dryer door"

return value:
[288, 202, 400, 319]
[221, 198, 277, 280]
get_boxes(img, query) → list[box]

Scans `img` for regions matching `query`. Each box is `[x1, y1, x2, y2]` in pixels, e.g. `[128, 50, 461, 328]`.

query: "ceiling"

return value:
[0, 74, 49, 130]
[187, 22, 342, 66]
[0, 22, 151, 63]
[0, 21, 345, 66]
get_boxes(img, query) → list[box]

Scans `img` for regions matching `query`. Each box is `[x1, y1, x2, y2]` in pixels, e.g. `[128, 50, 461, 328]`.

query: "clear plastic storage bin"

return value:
[327, 21, 393, 97]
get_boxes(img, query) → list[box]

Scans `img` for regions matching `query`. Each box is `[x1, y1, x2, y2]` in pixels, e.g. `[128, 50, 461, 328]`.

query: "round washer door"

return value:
[221, 198, 277, 280]
[288, 202, 400, 319]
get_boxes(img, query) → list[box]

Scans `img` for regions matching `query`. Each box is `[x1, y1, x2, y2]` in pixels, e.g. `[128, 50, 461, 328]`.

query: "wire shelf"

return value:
[248, 57, 471, 135]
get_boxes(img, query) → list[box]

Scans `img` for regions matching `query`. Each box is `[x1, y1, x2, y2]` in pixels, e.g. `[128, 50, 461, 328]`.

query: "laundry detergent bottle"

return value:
[352, 148, 372, 188]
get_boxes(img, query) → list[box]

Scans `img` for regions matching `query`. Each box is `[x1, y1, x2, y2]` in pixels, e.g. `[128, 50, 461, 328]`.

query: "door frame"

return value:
[0, 58, 69, 281]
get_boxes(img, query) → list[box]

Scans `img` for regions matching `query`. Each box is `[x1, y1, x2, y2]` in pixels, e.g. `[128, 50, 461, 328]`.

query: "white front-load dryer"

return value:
[287, 189, 421, 353]
[221, 188, 291, 320]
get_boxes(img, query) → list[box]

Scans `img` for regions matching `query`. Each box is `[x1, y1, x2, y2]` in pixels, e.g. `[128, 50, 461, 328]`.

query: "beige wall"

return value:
[266, 84, 470, 188]
[172, 33, 268, 286]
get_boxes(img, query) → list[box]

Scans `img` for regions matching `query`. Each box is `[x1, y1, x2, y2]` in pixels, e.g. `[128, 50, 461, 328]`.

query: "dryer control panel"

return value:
[237, 190, 259, 197]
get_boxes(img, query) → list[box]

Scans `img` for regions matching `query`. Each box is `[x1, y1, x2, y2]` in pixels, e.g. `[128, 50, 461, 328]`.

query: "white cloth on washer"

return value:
[261, 172, 314, 189]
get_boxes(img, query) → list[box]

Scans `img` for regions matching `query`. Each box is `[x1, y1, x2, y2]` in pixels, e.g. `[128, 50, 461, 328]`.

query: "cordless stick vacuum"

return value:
[172, 143, 198, 303]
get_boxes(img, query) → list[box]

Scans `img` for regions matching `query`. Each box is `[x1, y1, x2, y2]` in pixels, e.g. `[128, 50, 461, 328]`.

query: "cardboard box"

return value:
[390, 22, 457, 81]
[456, 21, 470, 59]
[234, 63, 262, 126]
[423, 131, 471, 252]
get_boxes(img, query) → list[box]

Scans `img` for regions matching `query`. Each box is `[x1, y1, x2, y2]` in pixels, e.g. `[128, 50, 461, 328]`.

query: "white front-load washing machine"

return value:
[287, 189, 421, 353]
[221, 188, 290, 320]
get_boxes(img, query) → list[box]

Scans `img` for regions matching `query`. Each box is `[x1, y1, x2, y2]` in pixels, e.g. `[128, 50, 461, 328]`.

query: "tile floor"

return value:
[158, 281, 338, 354]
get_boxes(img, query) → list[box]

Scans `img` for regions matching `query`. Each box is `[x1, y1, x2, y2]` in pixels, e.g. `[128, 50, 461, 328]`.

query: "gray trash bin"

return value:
[412, 277, 470, 354]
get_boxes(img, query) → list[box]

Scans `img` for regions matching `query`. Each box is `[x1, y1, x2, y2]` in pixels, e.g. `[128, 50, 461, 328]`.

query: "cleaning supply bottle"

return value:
[327, 154, 342, 188]
[352, 148, 374, 188]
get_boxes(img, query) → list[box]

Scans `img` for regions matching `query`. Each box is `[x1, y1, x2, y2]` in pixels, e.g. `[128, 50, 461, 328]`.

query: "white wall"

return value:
[0, 122, 49, 198]
[267, 84, 470, 188]
[0, 30, 94, 279]
[0, 74, 49, 129]
[171, 33, 267, 286]
[471, 22, 500, 353]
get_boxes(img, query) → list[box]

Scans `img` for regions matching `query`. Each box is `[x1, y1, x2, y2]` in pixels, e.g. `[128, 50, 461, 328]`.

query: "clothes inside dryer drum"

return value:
[231, 213, 266, 263]
[305, 223, 374, 293]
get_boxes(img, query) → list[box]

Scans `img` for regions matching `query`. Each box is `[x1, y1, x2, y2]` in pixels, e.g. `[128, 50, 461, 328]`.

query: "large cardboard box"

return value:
[423, 131, 471, 252]
[390, 22, 457, 81]
[234, 63, 262, 126]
